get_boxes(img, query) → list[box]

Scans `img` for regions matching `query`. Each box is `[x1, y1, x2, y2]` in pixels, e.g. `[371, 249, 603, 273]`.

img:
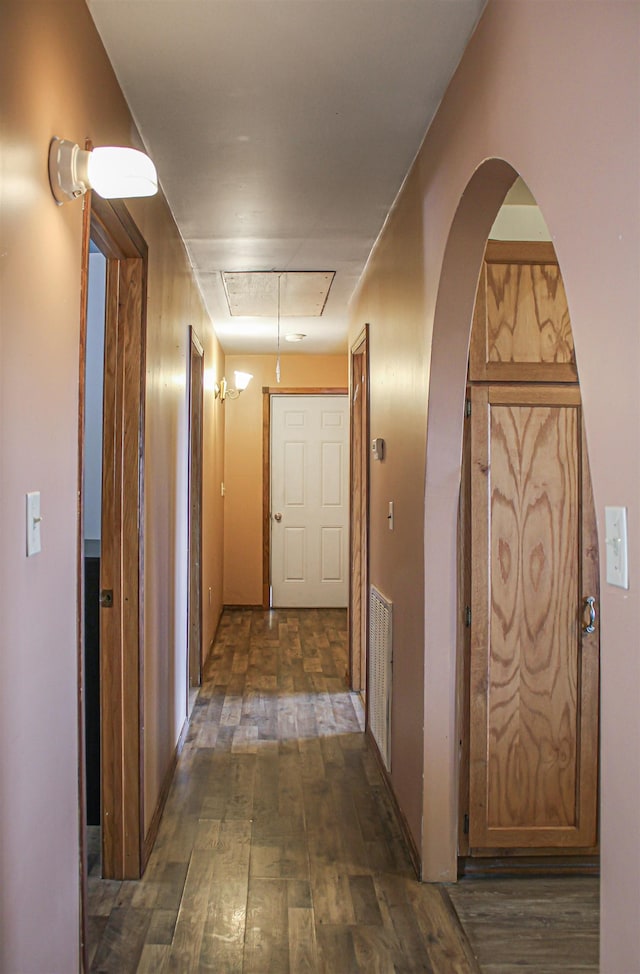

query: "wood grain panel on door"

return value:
[470, 241, 577, 384]
[469, 383, 598, 849]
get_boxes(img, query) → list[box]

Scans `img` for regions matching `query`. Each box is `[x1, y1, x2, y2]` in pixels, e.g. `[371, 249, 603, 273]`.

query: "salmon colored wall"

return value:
[0, 2, 222, 970]
[349, 4, 640, 972]
[223, 354, 347, 605]
[349, 185, 429, 850]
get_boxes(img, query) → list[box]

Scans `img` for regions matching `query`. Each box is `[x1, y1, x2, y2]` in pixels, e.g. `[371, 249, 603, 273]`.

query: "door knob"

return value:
[273, 512, 283, 522]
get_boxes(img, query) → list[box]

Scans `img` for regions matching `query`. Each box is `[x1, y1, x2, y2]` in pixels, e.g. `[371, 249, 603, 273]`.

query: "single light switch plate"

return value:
[372, 437, 385, 461]
[388, 500, 394, 531]
[605, 506, 628, 588]
[26, 491, 42, 557]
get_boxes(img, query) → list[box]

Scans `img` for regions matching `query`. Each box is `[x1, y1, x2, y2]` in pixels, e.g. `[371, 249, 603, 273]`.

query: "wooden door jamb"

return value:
[349, 325, 369, 693]
[77, 191, 148, 905]
[187, 326, 204, 701]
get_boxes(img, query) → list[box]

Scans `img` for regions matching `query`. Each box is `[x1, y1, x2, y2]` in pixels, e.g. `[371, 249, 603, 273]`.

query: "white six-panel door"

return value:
[271, 395, 348, 607]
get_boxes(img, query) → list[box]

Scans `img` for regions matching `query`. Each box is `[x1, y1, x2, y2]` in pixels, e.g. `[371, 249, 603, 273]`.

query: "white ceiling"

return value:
[87, 0, 487, 355]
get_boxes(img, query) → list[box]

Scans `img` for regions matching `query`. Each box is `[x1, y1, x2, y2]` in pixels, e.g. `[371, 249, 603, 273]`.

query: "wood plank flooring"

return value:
[87, 608, 599, 973]
[447, 877, 599, 974]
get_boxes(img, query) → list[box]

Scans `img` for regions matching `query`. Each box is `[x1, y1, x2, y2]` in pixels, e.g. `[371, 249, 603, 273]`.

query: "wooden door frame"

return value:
[349, 326, 369, 692]
[187, 327, 204, 699]
[77, 189, 148, 971]
[261, 387, 348, 609]
[457, 386, 472, 858]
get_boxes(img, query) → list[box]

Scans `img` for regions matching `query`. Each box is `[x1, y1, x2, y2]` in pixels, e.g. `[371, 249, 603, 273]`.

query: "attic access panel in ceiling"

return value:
[222, 271, 335, 317]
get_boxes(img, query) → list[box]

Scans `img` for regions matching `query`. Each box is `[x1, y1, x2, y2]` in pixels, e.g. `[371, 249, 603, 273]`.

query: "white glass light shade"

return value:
[234, 371, 253, 391]
[88, 146, 158, 199]
[215, 372, 253, 401]
[48, 137, 158, 204]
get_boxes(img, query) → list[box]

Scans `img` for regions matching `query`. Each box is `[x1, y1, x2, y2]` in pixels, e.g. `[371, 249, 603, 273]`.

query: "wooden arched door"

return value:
[460, 242, 600, 858]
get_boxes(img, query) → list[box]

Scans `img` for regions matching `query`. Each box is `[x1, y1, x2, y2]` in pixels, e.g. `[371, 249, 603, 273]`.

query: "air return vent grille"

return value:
[369, 586, 392, 772]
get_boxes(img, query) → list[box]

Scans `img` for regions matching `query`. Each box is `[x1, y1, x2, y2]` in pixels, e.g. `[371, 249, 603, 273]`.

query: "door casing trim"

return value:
[349, 325, 369, 693]
[187, 326, 204, 700]
[77, 190, 148, 967]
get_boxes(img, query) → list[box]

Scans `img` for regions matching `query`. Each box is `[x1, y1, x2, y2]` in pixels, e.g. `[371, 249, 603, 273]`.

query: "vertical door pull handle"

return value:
[582, 596, 596, 634]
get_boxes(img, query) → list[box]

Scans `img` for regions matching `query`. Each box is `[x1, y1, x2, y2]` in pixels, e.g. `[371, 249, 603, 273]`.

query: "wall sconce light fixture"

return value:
[215, 371, 253, 402]
[48, 137, 158, 204]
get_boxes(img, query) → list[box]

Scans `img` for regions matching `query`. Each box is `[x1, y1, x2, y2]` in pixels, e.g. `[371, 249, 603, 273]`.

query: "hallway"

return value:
[87, 609, 598, 973]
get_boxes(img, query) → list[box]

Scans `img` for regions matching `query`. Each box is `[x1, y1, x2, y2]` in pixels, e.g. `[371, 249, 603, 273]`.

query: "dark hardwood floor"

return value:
[447, 877, 599, 974]
[87, 608, 599, 973]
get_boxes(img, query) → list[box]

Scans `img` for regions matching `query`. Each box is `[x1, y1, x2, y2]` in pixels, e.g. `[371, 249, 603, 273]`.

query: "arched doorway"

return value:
[458, 195, 599, 867]
[421, 159, 599, 882]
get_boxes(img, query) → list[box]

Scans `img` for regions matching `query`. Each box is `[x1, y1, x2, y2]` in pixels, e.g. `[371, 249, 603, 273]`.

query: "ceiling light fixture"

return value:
[215, 370, 253, 402]
[285, 333, 306, 343]
[48, 137, 158, 204]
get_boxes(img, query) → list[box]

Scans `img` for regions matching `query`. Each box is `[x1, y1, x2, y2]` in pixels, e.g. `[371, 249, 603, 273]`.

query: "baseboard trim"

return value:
[142, 716, 190, 870]
[365, 726, 422, 879]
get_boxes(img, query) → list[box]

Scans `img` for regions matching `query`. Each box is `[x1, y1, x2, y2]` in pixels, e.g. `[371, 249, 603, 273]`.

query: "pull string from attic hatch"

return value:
[276, 272, 282, 384]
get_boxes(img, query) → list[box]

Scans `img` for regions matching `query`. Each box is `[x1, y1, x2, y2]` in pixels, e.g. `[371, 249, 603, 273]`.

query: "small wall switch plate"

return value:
[388, 500, 394, 531]
[26, 491, 42, 557]
[372, 437, 385, 461]
[605, 506, 628, 588]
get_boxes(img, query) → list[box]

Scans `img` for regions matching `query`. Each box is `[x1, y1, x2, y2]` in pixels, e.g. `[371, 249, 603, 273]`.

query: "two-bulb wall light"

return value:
[215, 371, 253, 402]
[48, 137, 158, 204]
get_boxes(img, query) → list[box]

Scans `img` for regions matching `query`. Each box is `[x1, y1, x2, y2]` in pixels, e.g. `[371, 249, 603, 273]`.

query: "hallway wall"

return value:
[223, 354, 347, 606]
[349, 3, 640, 972]
[0, 2, 223, 971]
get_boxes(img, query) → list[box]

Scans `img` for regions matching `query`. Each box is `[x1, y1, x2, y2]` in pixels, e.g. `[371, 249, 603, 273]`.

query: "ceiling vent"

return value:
[222, 271, 334, 317]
